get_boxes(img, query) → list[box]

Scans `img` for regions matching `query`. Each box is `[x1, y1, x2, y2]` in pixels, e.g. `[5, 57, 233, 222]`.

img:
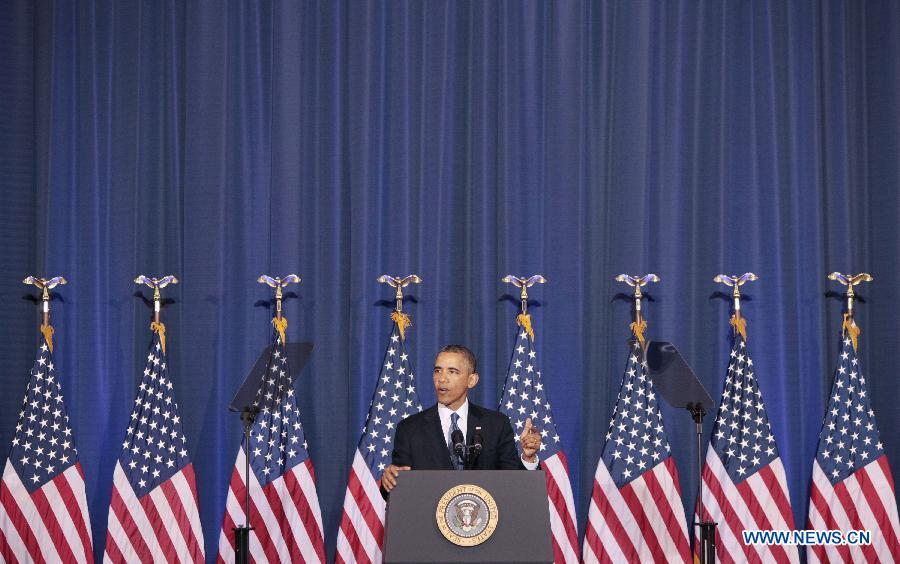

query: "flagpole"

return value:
[703, 273, 757, 564]
[227, 274, 301, 563]
[500, 274, 546, 467]
[616, 274, 676, 549]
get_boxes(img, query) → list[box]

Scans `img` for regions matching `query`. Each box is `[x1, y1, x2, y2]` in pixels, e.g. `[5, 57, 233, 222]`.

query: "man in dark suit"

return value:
[381, 344, 541, 493]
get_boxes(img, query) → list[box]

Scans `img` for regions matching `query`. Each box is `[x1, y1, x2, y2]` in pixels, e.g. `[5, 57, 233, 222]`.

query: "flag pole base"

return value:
[233, 526, 253, 564]
[696, 521, 717, 564]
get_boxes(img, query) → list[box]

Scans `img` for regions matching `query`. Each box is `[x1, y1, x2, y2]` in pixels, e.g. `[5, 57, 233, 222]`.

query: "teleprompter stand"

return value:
[232, 408, 257, 564]
[644, 340, 717, 564]
[227, 342, 313, 564]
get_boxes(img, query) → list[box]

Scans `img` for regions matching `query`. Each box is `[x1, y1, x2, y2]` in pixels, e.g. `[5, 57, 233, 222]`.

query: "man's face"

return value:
[433, 351, 479, 411]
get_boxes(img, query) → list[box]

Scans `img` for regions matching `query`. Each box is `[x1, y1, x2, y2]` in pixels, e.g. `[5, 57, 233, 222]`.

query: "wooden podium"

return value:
[383, 470, 553, 563]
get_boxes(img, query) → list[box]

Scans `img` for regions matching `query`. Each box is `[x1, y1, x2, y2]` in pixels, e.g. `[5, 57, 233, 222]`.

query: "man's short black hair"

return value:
[437, 344, 477, 373]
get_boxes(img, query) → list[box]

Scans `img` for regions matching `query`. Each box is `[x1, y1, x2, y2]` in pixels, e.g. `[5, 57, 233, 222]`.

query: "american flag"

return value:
[695, 332, 799, 563]
[0, 334, 94, 563]
[806, 331, 900, 563]
[335, 321, 422, 564]
[104, 328, 205, 562]
[217, 328, 326, 563]
[583, 341, 691, 563]
[498, 320, 579, 563]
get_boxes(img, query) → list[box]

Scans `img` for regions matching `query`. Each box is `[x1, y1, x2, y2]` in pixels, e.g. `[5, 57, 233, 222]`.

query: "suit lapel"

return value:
[466, 403, 486, 470]
[466, 402, 483, 445]
[424, 405, 453, 469]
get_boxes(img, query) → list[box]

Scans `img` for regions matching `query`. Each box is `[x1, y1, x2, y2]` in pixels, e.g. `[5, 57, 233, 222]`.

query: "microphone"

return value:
[471, 426, 483, 457]
[451, 429, 465, 461]
[464, 426, 483, 470]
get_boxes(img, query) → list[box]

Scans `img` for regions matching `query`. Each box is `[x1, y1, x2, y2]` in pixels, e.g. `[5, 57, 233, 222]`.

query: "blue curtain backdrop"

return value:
[1, 1, 898, 561]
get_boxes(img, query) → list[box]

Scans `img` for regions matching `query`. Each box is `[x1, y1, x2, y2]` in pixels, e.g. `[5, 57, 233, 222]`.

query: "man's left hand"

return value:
[519, 418, 541, 463]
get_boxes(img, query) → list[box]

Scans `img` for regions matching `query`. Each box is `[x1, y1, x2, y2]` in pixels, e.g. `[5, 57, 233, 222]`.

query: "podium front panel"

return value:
[384, 470, 553, 563]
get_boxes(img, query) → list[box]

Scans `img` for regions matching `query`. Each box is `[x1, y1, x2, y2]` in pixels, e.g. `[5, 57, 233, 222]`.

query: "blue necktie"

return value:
[448, 412, 463, 470]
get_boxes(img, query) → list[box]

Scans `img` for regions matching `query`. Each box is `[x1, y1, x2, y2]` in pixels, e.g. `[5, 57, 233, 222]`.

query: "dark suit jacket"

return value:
[391, 402, 526, 471]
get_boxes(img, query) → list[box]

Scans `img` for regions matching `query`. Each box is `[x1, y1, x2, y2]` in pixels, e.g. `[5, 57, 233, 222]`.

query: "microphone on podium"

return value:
[470, 426, 483, 457]
[464, 427, 483, 470]
[451, 429, 465, 464]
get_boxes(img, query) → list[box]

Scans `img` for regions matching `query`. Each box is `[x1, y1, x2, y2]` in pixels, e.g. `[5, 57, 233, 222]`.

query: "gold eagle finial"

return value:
[713, 273, 758, 340]
[23, 276, 68, 352]
[258, 274, 301, 343]
[615, 274, 659, 347]
[378, 274, 421, 339]
[827, 272, 872, 352]
[135, 275, 179, 352]
[23, 275, 67, 296]
[502, 275, 546, 341]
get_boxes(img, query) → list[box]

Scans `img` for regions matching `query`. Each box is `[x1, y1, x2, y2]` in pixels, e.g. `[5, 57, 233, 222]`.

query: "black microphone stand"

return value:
[453, 431, 484, 470]
[234, 407, 258, 564]
[688, 403, 716, 564]
[463, 433, 483, 470]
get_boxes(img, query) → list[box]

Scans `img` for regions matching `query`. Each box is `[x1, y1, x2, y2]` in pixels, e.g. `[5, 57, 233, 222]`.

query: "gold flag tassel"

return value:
[516, 313, 535, 342]
[272, 316, 288, 345]
[40, 323, 55, 353]
[150, 321, 167, 354]
[729, 314, 747, 341]
[391, 310, 412, 340]
[841, 313, 860, 352]
[631, 319, 647, 348]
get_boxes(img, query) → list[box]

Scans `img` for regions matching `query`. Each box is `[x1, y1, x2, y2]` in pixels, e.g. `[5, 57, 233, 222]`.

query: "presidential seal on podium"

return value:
[435, 484, 499, 546]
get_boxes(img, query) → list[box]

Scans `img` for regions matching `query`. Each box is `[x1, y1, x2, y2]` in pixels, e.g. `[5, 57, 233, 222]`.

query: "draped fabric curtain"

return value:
[1, 1, 898, 560]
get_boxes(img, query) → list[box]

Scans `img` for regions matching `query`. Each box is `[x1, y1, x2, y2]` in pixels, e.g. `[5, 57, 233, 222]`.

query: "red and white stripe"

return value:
[217, 447, 326, 563]
[335, 450, 387, 564]
[104, 461, 205, 563]
[807, 455, 900, 563]
[0, 460, 94, 564]
[583, 456, 691, 564]
[695, 448, 799, 563]
[542, 451, 580, 564]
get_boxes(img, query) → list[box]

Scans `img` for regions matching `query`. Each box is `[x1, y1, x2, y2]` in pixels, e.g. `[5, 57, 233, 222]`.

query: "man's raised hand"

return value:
[519, 417, 541, 463]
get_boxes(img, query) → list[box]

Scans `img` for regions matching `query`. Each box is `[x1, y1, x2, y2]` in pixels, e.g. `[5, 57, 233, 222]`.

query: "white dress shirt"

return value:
[438, 400, 470, 441]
